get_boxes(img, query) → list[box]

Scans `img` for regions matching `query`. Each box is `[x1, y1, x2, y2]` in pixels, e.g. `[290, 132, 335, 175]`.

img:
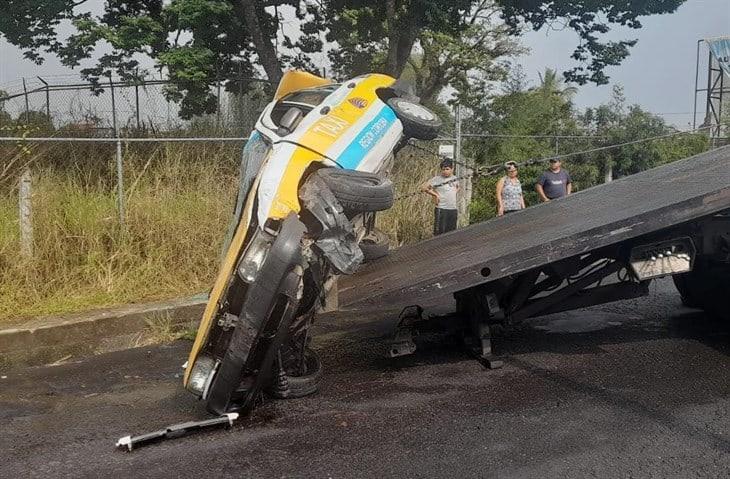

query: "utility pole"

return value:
[455, 104, 471, 226]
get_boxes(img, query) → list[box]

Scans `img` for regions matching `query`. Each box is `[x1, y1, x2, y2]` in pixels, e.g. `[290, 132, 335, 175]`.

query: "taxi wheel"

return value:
[313, 168, 394, 213]
[387, 97, 442, 140]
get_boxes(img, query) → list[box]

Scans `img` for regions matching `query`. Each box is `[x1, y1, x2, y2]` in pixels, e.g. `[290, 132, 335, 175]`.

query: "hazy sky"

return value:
[516, 0, 729, 128]
[1, 0, 728, 128]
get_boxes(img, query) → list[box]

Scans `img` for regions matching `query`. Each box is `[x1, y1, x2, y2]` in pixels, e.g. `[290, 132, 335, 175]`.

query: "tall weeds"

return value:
[0, 141, 454, 322]
[0, 142, 239, 321]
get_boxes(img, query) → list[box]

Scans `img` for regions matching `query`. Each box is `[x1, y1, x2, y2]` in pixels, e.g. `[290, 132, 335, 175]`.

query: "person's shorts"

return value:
[434, 208, 458, 235]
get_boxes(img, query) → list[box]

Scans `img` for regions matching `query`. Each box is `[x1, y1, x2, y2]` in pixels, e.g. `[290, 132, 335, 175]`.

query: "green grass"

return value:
[0, 141, 444, 323]
[0, 142, 239, 322]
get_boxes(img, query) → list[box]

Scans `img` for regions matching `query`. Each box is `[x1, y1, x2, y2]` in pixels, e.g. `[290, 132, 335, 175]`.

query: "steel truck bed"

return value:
[340, 145, 730, 310]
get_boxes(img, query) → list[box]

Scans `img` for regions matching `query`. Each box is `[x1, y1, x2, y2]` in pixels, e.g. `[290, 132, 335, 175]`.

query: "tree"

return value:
[409, 2, 523, 104]
[307, 0, 475, 79]
[464, 68, 580, 156]
[579, 85, 707, 181]
[1, 0, 689, 117]
[0, 1, 319, 118]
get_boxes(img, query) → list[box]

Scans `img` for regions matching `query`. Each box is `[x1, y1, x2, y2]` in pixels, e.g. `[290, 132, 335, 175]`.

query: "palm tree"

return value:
[536, 68, 578, 99]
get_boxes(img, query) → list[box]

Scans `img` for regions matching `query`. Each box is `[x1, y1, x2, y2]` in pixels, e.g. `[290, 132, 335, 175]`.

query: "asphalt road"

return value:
[1, 279, 728, 478]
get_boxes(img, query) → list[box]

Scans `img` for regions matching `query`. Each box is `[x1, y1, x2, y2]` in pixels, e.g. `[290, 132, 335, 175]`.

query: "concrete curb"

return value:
[0, 295, 207, 369]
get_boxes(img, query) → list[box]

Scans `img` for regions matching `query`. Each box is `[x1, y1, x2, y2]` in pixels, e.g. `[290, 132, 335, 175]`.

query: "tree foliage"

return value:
[1, 0, 688, 117]
[1, 0, 314, 118]
[496, 0, 686, 85]
[465, 71, 707, 223]
[579, 85, 708, 179]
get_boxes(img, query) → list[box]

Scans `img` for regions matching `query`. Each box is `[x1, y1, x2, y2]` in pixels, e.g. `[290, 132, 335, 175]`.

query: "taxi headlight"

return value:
[186, 355, 217, 398]
[237, 229, 273, 283]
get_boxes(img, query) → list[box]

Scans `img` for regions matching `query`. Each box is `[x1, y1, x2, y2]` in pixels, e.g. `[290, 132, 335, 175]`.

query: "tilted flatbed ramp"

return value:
[340, 145, 730, 310]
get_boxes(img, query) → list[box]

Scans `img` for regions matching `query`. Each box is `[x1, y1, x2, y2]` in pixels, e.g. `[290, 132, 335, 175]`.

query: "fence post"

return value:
[37, 76, 51, 121]
[135, 83, 141, 130]
[19, 167, 33, 258]
[110, 77, 125, 227]
[22, 78, 30, 124]
[216, 80, 222, 129]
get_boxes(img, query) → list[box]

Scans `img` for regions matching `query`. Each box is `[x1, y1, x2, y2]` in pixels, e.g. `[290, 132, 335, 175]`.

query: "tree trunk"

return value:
[416, 39, 450, 103]
[235, 0, 283, 84]
[384, 0, 400, 75]
[384, 0, 419, 79]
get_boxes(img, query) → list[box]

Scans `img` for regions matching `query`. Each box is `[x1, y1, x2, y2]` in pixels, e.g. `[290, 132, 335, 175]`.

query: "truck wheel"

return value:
[360, 228, 390, 262]
[674, 260, 730, 321]
[672, 273, 701, 308]
[313, 168, 394, 213]
[387, 97, 441, 140]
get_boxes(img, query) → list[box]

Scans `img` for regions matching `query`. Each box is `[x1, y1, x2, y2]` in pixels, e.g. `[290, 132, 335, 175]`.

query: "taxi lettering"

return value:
[312, 115, 350, 138]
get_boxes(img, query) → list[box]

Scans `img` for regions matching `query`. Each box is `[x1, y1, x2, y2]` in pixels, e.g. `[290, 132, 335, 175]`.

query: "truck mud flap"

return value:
[205, 214, 306, 415]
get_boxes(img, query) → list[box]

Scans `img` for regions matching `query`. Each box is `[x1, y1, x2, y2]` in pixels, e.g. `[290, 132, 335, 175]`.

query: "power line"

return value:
[458, 133, 607, 140]
[402, 124, 717, 200]
[506, 124, 717, 170]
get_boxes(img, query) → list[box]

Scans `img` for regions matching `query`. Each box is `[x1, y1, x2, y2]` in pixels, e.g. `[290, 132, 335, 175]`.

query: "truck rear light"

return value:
[629, 237, 696, 280]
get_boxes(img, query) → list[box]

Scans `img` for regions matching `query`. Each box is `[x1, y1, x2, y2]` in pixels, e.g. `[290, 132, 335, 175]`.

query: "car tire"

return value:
[360, 228, 390, 262]
[387, 97, 442, 140]
[268, 348, 322, 399]
[313, 168, 394, 213]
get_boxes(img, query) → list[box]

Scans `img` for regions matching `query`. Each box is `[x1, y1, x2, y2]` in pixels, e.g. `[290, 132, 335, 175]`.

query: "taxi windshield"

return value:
[282, 85, 339, 107]
[221, 132, 271, 251]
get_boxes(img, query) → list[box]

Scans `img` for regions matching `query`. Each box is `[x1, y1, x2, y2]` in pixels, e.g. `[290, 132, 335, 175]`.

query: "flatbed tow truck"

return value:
[117, 145, 730, 450]
[339, 145, 730, 366]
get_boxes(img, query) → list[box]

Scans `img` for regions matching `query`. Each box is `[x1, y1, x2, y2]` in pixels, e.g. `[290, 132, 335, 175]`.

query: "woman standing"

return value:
[496, 161, 525, 216]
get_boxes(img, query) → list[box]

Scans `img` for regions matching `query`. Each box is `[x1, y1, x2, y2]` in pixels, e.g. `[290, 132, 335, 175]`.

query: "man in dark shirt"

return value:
[536, 158, 572, 202]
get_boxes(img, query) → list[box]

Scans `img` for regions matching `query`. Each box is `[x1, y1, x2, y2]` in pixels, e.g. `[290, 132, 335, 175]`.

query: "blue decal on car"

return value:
[336, 106, 396, 170]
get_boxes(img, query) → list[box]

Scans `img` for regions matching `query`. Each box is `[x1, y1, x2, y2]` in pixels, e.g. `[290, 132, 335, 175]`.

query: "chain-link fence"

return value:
[0, 75, 273, 137]
[0, 135, 246, 320]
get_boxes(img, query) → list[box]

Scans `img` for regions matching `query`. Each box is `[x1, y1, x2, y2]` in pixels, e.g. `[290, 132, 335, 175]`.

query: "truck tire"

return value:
[672, 273, 701, 308]
[387, 97, 442, 140]
[313, 168, 394, 213]
[673, 260, 730, 321]
[360, 228, 390, 262]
